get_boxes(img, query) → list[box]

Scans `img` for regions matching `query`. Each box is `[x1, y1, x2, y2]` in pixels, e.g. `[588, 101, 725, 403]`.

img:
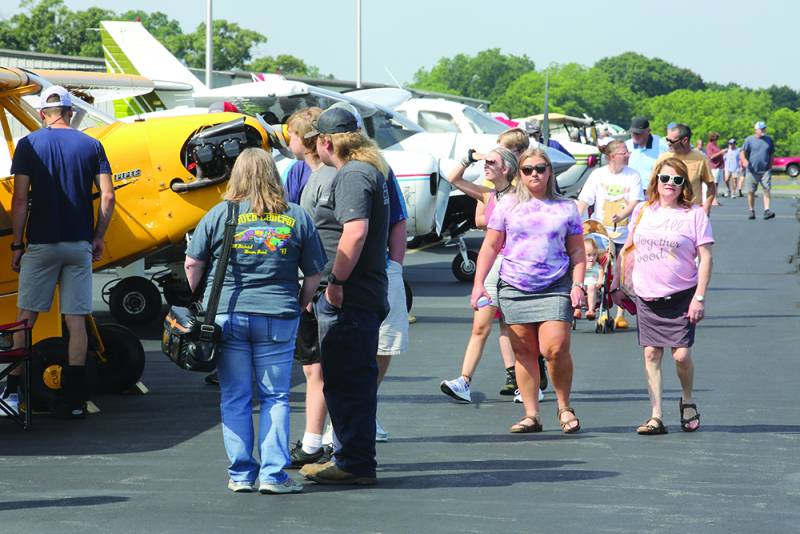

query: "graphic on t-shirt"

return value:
[599, 183, 630, 226]
[234, 225, 292, 252]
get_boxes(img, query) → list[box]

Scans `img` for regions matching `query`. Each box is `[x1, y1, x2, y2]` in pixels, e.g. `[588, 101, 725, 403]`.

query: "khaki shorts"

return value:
[377, 261, 409, 355]
[17, 241, 93, 315]
[745, 169, 771, 193]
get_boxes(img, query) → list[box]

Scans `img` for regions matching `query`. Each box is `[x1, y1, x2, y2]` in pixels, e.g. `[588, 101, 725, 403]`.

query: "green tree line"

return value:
[0, 0, 332, 78]
[413, 50, 800, 157]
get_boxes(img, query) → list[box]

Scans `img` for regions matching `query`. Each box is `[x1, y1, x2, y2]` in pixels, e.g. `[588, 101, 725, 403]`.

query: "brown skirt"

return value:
[636, 286, 697, 348]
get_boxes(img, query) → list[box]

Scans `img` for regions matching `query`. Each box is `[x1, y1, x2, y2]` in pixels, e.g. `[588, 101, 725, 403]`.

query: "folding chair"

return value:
[0, 319, 36, 429]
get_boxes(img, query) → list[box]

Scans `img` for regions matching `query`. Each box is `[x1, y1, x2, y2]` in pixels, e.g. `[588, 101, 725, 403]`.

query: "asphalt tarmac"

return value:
[1, 197, 799, 534]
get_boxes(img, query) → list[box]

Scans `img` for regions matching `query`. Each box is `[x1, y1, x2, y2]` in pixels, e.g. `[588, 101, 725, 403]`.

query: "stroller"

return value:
[572, 220, 622, 334]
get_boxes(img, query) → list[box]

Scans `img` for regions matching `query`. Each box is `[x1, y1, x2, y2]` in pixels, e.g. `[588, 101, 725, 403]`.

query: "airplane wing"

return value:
[343, 88, 411, 109]
[31, 70, 156, 104]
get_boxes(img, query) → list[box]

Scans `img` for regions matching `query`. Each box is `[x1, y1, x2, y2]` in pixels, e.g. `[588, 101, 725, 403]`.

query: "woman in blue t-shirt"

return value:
[185, 148, 327, 495]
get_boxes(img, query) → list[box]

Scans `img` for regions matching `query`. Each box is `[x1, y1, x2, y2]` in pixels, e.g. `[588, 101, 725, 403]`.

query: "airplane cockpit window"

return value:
[417, 110, 459, 134]
[364, 106, 425, 150]
[462, 107, 507, 135]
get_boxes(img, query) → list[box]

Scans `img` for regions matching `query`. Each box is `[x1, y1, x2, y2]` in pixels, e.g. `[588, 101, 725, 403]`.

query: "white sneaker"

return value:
[1, 389, 18, 417]
[259, 477, 303, 494]
[440, 376, 471, 402]
[512, 389, 544, 403]
[375, 418, 388, 442]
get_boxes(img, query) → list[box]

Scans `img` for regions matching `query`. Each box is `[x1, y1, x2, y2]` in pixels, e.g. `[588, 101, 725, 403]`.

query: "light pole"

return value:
[205, 0, 213, 89]
[356, 0, 362, 88]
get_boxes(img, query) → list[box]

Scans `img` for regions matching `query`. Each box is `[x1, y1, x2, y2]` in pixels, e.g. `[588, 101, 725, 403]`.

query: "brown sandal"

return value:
[510, 414, 543, 433]
[557, 407, 581, 433]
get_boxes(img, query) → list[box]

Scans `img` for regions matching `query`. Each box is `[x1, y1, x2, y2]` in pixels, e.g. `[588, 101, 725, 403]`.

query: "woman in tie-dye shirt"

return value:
[472, 147, 586, 435]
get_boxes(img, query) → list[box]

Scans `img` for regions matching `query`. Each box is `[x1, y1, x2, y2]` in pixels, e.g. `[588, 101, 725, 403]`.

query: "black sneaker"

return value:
[289, 440, 325, 468]
[538, 355, 548, 391]
[204, 372, 219, 385]
[764, 210, 776, 220]
[50, 401, 87, 420]
[738, 190, 743, 197]
[319, 445, 333, 464]
[748, 211, 756, 220]
[499, 371, 517, 395]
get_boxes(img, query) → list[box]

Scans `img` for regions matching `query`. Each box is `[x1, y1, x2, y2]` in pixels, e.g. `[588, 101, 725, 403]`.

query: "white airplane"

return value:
[99, 21, 575, 283]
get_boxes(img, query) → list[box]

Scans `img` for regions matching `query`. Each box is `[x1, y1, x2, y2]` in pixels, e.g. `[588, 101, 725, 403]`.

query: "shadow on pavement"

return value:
[0, 496, 129, 511]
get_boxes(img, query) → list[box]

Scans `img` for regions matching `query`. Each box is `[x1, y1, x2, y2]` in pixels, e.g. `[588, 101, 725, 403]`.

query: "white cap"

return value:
[40, 86, 72, 109]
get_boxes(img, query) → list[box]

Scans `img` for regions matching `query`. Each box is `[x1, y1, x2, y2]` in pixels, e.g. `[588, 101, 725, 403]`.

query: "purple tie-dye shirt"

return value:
[488, 195, 583, 292]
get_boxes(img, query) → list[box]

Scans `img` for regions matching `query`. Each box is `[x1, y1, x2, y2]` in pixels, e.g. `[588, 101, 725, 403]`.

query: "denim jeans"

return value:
[215, 313, 300, 484]
[316, 294, 386, 477]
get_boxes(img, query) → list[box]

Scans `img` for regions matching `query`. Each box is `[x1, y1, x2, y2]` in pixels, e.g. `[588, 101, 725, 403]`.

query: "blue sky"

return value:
[2, 0, 798, 91]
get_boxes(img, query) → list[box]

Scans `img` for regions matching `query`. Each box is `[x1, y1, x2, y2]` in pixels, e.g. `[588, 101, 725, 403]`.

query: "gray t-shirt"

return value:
[300, 164, 337, 223]
[312, 159, 390, 313]
[741, 134, 775, 173]
[187, 200, 327, 318]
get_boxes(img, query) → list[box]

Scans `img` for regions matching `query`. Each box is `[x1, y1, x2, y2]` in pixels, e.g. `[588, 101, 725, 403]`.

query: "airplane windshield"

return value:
[462, 107, 507, 135]
[364, 105, 425, 149]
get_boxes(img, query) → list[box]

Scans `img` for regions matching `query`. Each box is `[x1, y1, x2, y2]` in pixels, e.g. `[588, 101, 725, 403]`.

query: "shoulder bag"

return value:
[161, 202, 239, 372]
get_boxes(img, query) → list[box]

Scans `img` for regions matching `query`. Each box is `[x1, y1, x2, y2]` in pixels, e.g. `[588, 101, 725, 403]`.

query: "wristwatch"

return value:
[693, 295, 706, 303]
[10, 242, 24, 251]
[572, 282, 585, 290]
[327, 273, 347, 286]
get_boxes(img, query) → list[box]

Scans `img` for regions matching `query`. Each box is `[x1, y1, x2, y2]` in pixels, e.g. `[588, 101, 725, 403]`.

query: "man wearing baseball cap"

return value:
[740, 121, 776, 219]
[5, 86, 115, 420]
[723, 138, 743, 198]
[625, 116, 668, 191]
[298, 106, 390, 486]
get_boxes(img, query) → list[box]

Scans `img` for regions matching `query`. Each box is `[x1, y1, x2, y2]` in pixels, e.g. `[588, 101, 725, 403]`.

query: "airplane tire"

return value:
[22, 337, 98, 411]
[109, 276, 162, 326]
[94, 324, 146, 393]
[162, 279, 193, 307]
[452, 251, 478, 283]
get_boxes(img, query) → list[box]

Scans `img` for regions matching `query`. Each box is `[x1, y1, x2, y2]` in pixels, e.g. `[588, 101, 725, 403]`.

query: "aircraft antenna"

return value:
[383, 66, 402, 89]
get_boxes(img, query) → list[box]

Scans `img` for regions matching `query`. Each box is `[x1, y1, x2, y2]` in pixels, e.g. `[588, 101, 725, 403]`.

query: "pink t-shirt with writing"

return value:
[627, 203, 714, 299]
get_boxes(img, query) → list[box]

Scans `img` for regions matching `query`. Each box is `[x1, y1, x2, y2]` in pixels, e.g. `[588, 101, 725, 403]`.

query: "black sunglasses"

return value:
[657, 174, 685, 186]
[666, 137, 685, 145]
[521, 163, 549, 176]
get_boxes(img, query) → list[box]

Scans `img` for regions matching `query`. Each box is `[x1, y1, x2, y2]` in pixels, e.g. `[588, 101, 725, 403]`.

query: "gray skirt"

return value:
[497, 272, 573, 325]
[637, 286, 697, 348]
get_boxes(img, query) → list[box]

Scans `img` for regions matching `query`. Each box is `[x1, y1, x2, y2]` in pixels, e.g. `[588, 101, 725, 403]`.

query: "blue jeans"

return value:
[316, 294, 386, 477]
[215, 313, 300, 484]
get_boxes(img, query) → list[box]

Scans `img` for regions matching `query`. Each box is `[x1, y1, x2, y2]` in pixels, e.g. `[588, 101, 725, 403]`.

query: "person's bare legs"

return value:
[377, 354, 391, 388]
[747, 191, 756, 211]
[497, 320, 516, 369]
[672, 347, 698, 430]
[586, 283, 597, 313]
[302, 363, 327, 435]
[63, 314, 87, 366]
[538, 321, 577, 430]
[763, 188, 771, 211]
[642, 346, 665, 424]
[505, 323, 540, 421]
[458, 305, 497, 382]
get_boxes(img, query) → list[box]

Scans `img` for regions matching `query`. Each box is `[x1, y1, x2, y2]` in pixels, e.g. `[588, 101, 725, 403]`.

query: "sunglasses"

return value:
[665, 137, 685, 145]
[657, 174, 685, 186]
[521, 163, 549, 176]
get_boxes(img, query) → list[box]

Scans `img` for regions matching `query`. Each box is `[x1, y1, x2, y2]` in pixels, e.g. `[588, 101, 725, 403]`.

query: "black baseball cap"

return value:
[629, 117, 650, 133]
[304, 107, 359, 138]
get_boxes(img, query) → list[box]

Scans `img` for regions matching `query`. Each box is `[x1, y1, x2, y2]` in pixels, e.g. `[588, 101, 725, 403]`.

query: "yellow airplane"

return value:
[0, 67, 272, 408]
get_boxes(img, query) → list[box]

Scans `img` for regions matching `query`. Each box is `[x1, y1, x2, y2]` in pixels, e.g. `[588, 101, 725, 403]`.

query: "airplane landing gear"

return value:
[450, 235, 478, 283]
[107, 276, 162, 326]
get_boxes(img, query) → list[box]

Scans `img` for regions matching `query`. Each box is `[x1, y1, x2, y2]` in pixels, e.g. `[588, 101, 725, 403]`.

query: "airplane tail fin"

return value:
[100, 21, 201, 117]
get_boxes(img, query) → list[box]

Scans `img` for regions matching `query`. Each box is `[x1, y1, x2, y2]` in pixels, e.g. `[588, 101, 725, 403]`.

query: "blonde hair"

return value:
[322, 131, 389, 177]
[583, 237, 598, 253]
[496, 128, 529, 153]
[287, 107, 322, 155]
[510, 147, 567, 211]
[223, 148, 288, 216]
[646, 157, 694, 208]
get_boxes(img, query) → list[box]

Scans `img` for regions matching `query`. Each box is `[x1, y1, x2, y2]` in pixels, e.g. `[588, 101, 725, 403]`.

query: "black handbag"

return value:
[161, 202, 239, 372]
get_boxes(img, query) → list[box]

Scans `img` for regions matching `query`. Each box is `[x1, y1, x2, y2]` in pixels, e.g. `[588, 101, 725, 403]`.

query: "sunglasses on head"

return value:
[521, 163, 549, 176]
[657, 174, 685, 186]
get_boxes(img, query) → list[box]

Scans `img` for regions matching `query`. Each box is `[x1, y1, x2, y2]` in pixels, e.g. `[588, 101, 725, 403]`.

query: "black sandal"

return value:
[679, 398, 700, 432]
[637, 417, 668, 435]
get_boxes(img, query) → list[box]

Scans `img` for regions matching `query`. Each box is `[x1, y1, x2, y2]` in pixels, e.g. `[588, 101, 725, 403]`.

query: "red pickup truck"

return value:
[772, 157, 800, 178]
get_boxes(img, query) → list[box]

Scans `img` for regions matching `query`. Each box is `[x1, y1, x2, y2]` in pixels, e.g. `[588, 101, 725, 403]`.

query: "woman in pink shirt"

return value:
[616, 157, 714, 435]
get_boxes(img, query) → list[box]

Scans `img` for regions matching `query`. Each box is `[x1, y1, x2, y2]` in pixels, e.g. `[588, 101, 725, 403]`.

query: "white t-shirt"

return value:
[578, 166, 646, 244]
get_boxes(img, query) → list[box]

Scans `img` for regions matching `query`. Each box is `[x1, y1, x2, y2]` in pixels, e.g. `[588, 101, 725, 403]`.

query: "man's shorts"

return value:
[17, 241, 93, 315]
[725, 170, 741, 179]
[745, 169, 772, 193]
[377, 260, 408, 355]
[711, 167, 724, 184]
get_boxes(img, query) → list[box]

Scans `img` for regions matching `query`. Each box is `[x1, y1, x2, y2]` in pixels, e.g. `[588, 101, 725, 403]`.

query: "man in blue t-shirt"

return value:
[5, 86, 115, 420]
[740, 121, 776, 220]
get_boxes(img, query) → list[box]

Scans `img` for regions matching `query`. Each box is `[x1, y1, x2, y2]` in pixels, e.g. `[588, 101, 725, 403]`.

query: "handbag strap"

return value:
[630, 201, 650, 237]
[201, 201, 240, 328]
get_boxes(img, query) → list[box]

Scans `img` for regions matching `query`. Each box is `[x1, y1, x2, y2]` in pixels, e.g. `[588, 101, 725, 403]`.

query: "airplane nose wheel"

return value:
[452, 251, 478, 282]
[108, 276, 162, 326]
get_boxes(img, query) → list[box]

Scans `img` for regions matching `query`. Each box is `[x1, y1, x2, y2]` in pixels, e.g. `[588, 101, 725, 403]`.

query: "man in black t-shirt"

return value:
[298, 107, 389, 486]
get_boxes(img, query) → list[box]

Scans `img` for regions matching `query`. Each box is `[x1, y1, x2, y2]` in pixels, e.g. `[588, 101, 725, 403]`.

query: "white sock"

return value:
[301, 432, 322, 454]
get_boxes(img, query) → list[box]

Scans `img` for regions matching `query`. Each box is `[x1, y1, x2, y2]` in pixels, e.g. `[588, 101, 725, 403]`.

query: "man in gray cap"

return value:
[625, 116, 668, 191]
[740, 121, 776, 219]
[5, 86, 115, 420]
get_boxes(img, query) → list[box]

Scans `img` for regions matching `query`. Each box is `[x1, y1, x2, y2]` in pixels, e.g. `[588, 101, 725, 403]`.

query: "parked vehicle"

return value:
[772, 156, 800, 178]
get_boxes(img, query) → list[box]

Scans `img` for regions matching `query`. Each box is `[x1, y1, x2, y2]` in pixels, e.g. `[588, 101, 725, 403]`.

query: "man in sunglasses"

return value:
[740, 121, 776, 220]
[649, 124, 715, 216]
[625, 117, 668, 191]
